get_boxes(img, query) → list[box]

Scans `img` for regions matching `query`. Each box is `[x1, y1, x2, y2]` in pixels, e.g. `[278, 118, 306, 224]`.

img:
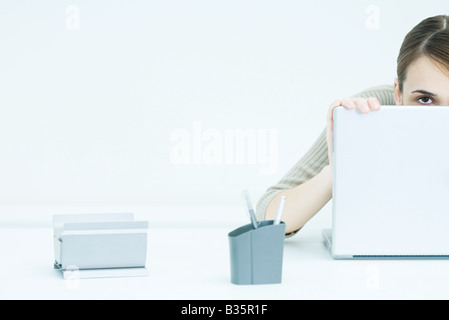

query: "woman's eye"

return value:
[417, 96, 434, 105]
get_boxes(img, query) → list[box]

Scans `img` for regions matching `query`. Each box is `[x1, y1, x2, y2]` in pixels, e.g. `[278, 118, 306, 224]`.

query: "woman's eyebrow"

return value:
[412, 89, 438, 96]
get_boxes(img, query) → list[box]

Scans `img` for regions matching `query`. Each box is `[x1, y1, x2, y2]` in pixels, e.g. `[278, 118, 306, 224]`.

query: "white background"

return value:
[0, 1, 447, 222]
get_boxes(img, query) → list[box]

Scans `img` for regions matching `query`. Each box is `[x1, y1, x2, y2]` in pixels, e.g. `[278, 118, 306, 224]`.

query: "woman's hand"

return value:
[326, 97, 381, 165]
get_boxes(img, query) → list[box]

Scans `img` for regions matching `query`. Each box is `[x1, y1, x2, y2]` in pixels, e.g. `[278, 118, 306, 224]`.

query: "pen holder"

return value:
[228, 220, 286, 285]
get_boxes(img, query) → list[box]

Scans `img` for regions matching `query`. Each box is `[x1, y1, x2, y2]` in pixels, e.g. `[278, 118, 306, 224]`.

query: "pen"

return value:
[273, 196, 285, 225]
[242, 190, 258, 229]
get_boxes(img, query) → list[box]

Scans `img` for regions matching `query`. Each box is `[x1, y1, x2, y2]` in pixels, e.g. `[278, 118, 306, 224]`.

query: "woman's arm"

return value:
[264, 97, 380, 234]
[264, 164, 332, 234]
[258, 85, 394, 235]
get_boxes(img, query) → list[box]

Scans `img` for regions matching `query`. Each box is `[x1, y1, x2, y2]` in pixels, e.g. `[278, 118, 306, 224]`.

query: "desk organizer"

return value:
[228, 220, 286, 285]
[53, 213, 148, 279]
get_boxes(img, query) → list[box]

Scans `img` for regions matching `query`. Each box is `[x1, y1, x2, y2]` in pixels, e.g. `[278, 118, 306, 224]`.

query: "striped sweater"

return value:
[256, 84, 396, 229]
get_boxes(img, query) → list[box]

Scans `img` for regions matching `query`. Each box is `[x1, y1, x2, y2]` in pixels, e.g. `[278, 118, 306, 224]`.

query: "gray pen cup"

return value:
[228, 220, 286, 285]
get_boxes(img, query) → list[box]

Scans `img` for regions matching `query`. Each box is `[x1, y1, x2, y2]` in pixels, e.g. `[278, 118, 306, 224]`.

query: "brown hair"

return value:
[397, 15, 449, 92]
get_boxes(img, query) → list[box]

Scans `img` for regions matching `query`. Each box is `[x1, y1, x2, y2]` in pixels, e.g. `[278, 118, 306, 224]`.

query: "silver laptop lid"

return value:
[330, 106, 449, 258]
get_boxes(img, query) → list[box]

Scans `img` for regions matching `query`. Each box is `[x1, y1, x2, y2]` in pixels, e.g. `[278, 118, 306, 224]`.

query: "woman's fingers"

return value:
[330, 97, 381, 114]
[345, 97, 381, 114]
[353, 98, 370, 114]
[367, 97, 381, 111]
[340, 98, 356, 110]
[326, 99, 342, 164]
[326, 96, 381, 165]
[327, 99, 342, 118]
[327, 99, 342, 130]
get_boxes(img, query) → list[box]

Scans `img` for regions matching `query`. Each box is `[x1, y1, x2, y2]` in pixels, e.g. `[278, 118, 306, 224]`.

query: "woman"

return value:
[256, 15, 449, 237]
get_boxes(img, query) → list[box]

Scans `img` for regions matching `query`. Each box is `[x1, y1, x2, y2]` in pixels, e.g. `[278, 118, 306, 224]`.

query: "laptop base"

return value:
[322, 229, 449, 260]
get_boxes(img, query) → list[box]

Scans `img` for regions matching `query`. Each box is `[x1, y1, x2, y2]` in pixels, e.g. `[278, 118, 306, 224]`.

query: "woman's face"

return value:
[395, 55, 449, 106]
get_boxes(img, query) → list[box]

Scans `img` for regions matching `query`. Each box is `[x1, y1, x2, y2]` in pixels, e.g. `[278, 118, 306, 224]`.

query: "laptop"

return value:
[323, 105, 449, 259]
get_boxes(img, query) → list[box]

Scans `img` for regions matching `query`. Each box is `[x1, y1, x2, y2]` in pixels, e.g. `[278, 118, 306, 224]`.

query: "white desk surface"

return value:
[1, 204, 448, 300]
